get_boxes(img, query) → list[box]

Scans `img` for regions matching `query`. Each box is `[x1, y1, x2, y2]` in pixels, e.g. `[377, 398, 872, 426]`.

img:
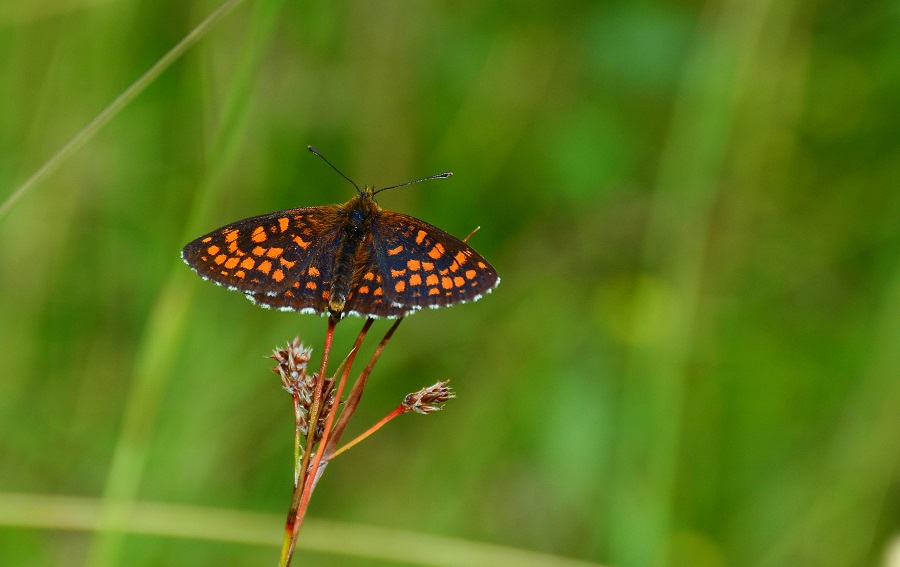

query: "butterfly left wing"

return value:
[181, 205, 341, 295]
[369, 211, 500, 313]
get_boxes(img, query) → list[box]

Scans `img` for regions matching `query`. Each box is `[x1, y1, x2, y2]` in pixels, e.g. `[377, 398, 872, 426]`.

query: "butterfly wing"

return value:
[340, 259, 415, 319]
[181, 205, 341, 296]
[369, 211, 500, 313]
[243, 234, 344, 315]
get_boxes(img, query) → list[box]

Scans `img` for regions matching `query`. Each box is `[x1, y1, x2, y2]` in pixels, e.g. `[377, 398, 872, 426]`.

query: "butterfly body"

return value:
[328, 189, 380, 314]
[182, 185, 499, 320]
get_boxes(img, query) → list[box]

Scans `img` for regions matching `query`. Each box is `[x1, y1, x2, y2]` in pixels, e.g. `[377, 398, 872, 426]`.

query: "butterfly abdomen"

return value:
[327, 194, 380, 318]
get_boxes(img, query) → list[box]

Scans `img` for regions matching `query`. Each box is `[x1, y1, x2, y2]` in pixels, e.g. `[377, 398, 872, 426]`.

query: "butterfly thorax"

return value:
[328, 188, 381, 318]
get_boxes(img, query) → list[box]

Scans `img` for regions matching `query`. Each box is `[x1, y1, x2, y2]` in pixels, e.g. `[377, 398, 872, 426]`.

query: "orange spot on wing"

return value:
[279, 258, 296, 268]
[258, 260, 272, 274]
[409, 274, 422, 286]
[266, 247, 283, 258]
[251, 226, 267, 243]
[374, 287, 383, 296]
[387, 245, 404, 256]
[465, 269, 477, 280]
[428, 288, 440, 296]
[252, 246, 266, 256]
[225, 230, 238, 243]
[454, 276, 465, 287]
[425, 274, 439, 286]
[449, 262, 459, 273]
[306, 281, 317, 290]
[241, 257, 255, 270]
[441, 276, 453, 290]
[272, 269, 284, 282]
[455, 251, 467, 264]
[415, 230, 427, 244]
[364, 272, 376, 281]
[407, 259, 421, 271]
[358, 285, 370, 294]
[278, 217, 289, 232]
[293, 236, 311, 249]
[394, 281, 406, 293]
[235, 270, 246, 279]
[214, 254, 227, 265]
[308, 266, 320, 277]
[201, 236, 213, 243]
[390, 268, 406, 278]
[228, 241, 238, 253]
[422, 262, 435, 271]
[207, 245, 220, 256]
[427, 243, 445, 259]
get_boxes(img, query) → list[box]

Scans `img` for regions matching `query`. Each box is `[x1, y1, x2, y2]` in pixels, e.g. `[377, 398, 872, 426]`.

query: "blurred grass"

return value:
[1, 1, 899, 566]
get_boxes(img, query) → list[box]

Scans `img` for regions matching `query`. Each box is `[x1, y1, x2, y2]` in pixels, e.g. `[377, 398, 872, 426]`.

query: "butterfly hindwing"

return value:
[341, 263, 412, 318]
[244, 231, 343, 314]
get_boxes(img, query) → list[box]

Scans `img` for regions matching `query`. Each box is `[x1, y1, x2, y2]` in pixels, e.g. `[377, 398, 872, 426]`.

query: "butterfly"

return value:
[181, 147, 500, 321]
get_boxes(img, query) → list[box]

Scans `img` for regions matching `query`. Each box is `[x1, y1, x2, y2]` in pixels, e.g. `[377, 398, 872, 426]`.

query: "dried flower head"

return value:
[402, 381, 456, 414]
[270, 337, 313, 391]
[270, 337, 335, 441]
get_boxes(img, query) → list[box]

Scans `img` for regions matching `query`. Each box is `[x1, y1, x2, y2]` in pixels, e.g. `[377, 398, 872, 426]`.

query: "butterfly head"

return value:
[342, 188, 381, 235]
[360, 185, 378, 199]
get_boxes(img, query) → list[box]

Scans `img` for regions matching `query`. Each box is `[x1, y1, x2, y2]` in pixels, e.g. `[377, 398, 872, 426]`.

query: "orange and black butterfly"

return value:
[181, 147, 500, 321]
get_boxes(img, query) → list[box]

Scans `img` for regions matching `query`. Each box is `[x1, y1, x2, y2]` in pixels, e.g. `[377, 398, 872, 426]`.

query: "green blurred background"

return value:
[1, 1, 899, 566]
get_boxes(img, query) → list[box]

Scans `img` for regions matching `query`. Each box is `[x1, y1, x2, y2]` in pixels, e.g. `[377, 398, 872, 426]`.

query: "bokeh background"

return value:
[1, 1, 899, 566]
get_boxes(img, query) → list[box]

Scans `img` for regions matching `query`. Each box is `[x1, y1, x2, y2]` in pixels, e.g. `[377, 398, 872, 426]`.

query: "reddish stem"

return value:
[324, 317, 403, 459]
[292, 319, 373, 535]
[331, 405, 405, 458]
[280, 316, 403, 566]
[280, 317, 336, 566]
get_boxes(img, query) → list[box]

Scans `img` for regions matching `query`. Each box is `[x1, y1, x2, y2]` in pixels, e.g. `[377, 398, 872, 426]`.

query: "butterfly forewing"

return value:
[370, 211, 500, 312]
[181, 206, 341, 295]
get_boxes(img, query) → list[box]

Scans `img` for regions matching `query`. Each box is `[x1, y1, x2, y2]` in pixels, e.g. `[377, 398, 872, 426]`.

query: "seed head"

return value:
[402, 381, 456, 414]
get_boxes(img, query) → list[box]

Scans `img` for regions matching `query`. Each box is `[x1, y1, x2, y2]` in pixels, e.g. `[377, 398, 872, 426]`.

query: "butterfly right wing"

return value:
[369, 211, 500, 312]
[181, 205, 341, 296]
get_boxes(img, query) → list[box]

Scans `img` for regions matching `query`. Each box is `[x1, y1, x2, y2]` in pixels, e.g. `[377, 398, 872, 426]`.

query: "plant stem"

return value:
[278, 318, 337, 567]
[292, 320, 374, 536]
[331, 406, 404, 458]
[278, 316, 403, 566]
[324, 318, 404, 459]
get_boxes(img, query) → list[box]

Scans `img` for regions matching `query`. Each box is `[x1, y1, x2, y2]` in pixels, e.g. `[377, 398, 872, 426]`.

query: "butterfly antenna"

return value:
[373, 171, 453, 195]
[308, 146, 362, 194]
